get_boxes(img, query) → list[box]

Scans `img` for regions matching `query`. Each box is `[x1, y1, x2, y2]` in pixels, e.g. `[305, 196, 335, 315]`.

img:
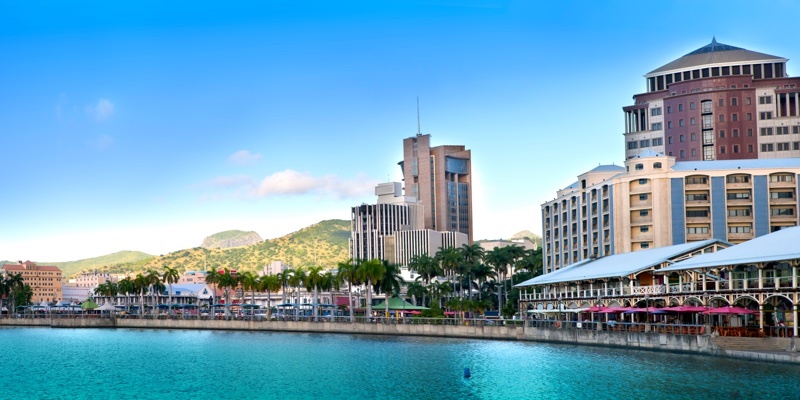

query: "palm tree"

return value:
[406, 281, 427, 306]
[145, 269, 161, 313]
[118, 277, 136, 314]
[357, 259, 385, 317]
[337, 259, 360, 322]
[162, 266, 180, 317]
[289, 267, 307, 310]
[376, 260, 402, 317]
[485, 247, 509, 308]
[321, 270, 340, 313]
[305, 266, 323, 319]
[277, 268, 293, 305]
[504, 244, 526, 291]
[460, 243, 485, 300]
[472, 263, 496, 300]
[217, 269, 239, 318]
[239, 271, 259, 307]
[5, 273, 24, 313]
[429, 280, 453, 309]
[408, 254, 441, 284]
[204, 269, 220, 304]
[437, 247, 463, 298]
[517, 248, 543, 277]
[260, 274, 281, 319]
[134, 273, 148, 317]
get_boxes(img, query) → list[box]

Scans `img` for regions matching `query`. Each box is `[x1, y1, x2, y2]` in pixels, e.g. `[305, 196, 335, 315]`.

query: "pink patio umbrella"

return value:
[702, 306, 756, 315]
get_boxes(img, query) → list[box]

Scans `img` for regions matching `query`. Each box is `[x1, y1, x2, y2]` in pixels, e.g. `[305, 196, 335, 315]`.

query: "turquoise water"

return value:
[2, 327, 798, 400]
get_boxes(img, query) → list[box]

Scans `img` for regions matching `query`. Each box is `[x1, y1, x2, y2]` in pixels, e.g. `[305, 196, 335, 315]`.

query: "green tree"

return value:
[162, 266, 180, 317]
[277, 268, 293, 305]
[217, 269, 239, 318]
[239, 271, 259, 307]
[337, 259, 360, 322]
[259, 274, 281, 319]
[12, 284, 33, 309]
[118, 277, 136, 314]
[357, 259, 385, 317]
[436, 247, 463, 299]
[305, 266, 323, 319]
[485, 247, 509, 308]
[134, 273, 148, 316]
[376, 260, 402, 317]
[145, 269, 162, 313]
[406, 281, 427, 306]
[459, 243, 485, 300]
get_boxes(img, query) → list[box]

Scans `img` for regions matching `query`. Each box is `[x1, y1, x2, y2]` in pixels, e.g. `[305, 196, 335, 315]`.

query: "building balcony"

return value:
[629, 201, 653, 209]
[726, 215, 752, 223]
[630, 217, 653, 225]
[726, 198, 752, 206]
[685, 199, 710, 206]
[630, 234, 653, 242]
[769, 197, 797, 206]
[726, 182, 751, 189]
[686, 232, 712, 241]
[686, 216, 711, 223]
[769, 180, 796, 189]
[770, 214, 797, 222]
[727, 232, 754, 241]
[685, 183, 709, 190]
[629, 186, 652, 194]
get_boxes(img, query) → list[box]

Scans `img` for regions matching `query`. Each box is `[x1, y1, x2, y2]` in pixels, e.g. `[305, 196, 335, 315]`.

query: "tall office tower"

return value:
[399, 134, 473, 241]
[623, 38, 800, 161]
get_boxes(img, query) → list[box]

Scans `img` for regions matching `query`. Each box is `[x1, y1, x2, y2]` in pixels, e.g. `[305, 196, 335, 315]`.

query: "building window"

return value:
[686, 226, 710, 234]
[639, 210, 649, 217]
[685, 193, 708, 201]
[703, 146, 714, 160]
[777, 142, 791, 151]
[667, 105, 672, 114]
[635, 163, 644, 170]
[640, 139, 650, 148]
[680, 134, 685, 142]
[746, 113, 752, 121]
[761, 127, 773, 136]
[639, 193, 648, 200]
[680, 150, 685, 158]
[679, 104, 684, 112]
[691, 148, 697, 157]
[653, 162, 662, 169]
[733, 129, 739, 137]
[761, 143, 774, 152]
[777, 126, 789, 135]
[627, 142, 638, 150]
[653, 138, 663, 146]
[759, 96, 772, 104]
[746, 97, 751, 105]
[638, 179, 648, 185]
[679, 119, 685, 127]
[770, 191, 795, 199]
[686, 209, 709, 217]
[748, 144, 754, 153]
[691, 132, 696, 141]
[733, 145, 739, 153]
[793, 126, 799, 134]
[747, 128, 753, 137]
[641, 226, 649, 233]
[719, 130, 725, 138]
[640, 242, 650, 249]
[690, 102, 695, 110]
[760, 112, 773, 120]
[795, 142, 800, 150]
[719, 115, 725, 122]
[690, 117, 696, 125]
[731, 113, 738, 122]
[668, 121, 672, 129]
[651, 122, 662, 131]
[728, 225, 752, 234]
[731, 97, 738, 106]
[720, 146, 726, 154]
[668, 136, 673, 144]
[651, 107, 662, 116]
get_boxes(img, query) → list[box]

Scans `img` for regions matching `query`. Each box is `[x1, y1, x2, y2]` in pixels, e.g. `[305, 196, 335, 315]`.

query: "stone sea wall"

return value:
[3, 318, 798, 364]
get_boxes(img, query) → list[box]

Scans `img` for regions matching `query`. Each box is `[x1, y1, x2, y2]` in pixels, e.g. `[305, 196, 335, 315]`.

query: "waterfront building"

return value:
[93, 283, 216, 308]
[259, 261, 290, 276]
[399, 134, 473, 241]
[1, 261, 62, 303]
[349, 182, 468, 267]
[624, 38, 800, 162]
[70, 271, 115, 288]
[61, 283, 91, 303]
[178, 270, 208, 284]
[542, 152, 800, 272]
[518, 226, 800, 337]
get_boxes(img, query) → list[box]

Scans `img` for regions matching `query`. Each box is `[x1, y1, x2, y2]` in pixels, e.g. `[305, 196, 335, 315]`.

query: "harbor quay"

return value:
[2, 315, 798, 365]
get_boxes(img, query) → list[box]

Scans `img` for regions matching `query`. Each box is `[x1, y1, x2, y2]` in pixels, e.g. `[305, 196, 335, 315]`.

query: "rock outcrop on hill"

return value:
[201, 230, 263, 249]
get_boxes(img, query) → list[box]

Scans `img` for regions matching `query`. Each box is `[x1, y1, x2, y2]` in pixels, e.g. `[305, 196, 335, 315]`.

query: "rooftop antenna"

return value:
[416, 96, 421, 136]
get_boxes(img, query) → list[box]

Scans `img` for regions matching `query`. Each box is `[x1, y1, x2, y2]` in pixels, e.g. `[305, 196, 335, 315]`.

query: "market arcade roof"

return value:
[660, 227, 800, 272]
[516, 239, 728, 287]
[647, 38, 786, 76]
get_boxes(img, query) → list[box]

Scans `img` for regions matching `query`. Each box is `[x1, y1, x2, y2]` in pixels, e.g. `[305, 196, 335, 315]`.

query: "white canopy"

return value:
[96, 302, 117, 311]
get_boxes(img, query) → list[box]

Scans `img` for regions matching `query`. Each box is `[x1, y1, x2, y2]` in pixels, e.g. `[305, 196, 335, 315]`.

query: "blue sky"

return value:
[2, 1, 799, 262]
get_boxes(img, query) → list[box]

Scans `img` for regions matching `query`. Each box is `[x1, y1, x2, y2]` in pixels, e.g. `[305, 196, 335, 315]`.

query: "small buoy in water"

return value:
[464, 367, 471, 378]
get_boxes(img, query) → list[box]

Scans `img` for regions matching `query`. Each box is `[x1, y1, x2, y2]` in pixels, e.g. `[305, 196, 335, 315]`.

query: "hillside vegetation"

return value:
[47, 251, 156, 278]
[201, 230, 263, 249]
[68, 219, 350, 277]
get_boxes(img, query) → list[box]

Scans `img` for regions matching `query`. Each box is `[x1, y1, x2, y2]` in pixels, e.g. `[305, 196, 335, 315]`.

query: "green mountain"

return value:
[511, 230, 542, 247]
[201, 230, 263, 249]
[48, 251, 156, 278]
[82, 219, 351, 277]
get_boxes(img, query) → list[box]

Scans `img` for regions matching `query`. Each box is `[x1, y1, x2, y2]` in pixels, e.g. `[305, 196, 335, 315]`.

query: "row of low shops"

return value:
[516, 226, 800, 337]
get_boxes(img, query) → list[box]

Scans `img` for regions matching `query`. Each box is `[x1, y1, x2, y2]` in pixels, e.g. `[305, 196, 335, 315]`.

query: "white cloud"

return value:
[228, 150, 262, 165]
[255, 169, 378, 199]
[85, 98, 115, 121]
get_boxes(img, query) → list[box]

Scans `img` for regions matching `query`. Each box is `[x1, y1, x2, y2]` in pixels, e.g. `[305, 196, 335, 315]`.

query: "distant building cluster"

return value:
[349, 135, 472, 267]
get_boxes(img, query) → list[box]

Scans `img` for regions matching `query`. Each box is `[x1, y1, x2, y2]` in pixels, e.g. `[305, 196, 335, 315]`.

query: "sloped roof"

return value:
[371, 297, 428, 310]
[648, 38, 785, 76]
[166, 284, 210, 295]
[516, 239, 725, 287]
[660, 227, 800, 272]
[586, 165, 625, 173]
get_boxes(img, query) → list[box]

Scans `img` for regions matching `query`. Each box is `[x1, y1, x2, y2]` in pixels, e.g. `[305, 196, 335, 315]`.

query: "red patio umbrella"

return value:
[702, 306, 756, 315]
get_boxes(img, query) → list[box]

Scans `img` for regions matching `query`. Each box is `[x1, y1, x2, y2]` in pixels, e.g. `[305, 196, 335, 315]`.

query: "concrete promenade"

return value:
[2, 317, 798, 364]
